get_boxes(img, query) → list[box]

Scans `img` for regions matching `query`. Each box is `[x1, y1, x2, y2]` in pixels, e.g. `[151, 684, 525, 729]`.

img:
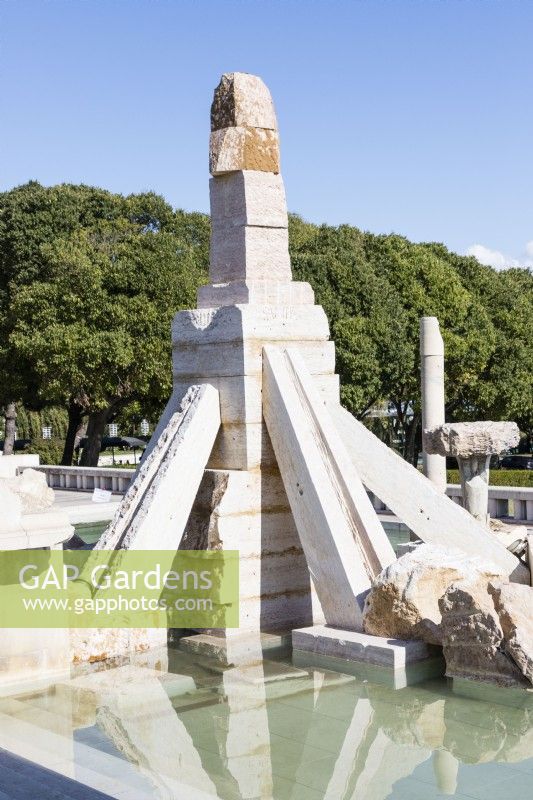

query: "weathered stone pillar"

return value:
[420, 317, 446, 492]
[424, 422, 520, 524]
[173, 72, 339, 636]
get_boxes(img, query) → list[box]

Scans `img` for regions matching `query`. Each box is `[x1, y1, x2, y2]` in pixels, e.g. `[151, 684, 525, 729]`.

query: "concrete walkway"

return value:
[53, 491, 121, 525]
[0, 748, 115, 800]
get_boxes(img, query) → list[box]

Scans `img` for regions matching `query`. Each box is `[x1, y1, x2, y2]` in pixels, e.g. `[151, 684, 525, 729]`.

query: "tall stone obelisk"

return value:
[174, 73, 340, 633]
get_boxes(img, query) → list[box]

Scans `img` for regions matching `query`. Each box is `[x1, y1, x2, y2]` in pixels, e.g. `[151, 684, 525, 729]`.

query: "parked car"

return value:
[498, 454, 533, 470]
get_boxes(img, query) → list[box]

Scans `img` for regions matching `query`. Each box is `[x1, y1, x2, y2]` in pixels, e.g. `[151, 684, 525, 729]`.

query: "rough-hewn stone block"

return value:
[210, 172, 287, 228]
[197, 279, 315, 308]
[172, 304, 330, 346]
[211, 72, 277, 131]
[173, 339, 336, 379]
[292, 625, 432, 669]
[210, 127, 280, 175]
[210, 224, 291, 283]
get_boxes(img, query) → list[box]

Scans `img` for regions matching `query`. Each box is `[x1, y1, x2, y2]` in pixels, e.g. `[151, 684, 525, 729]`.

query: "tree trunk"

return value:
[404, 411, 421, 467]
[79, 407, 111, 467]
[3, 401, 17, 455]
[61, 401, 84, 466]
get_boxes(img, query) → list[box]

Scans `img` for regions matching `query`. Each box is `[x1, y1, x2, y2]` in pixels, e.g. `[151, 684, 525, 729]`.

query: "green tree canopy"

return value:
[1, 182, 209, 464]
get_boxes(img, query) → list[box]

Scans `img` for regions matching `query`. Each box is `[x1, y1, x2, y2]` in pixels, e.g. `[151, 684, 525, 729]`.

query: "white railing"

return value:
[447, 484, 533, 523]
[28, 465, 135, 494]
[368, 484, 533, 524]
[28, 465, 533, 523]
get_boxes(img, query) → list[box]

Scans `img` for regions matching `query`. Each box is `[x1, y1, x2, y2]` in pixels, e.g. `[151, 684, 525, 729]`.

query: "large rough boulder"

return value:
[363, 544, 503, 645]
[5, 468, 54, 513]
[488, 581, 533, 684]
[439, 580, 529, 687]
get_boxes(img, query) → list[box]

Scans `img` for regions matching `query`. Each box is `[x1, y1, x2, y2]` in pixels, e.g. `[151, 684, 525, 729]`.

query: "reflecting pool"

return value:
[0, 641, 532, 800]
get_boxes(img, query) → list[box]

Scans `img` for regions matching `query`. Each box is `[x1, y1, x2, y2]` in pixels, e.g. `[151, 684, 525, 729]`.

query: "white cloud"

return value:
[465, 242, 533, 271]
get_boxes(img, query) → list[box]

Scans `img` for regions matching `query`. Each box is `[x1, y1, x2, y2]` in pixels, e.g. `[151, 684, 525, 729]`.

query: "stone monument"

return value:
[70, 71, 528, 674]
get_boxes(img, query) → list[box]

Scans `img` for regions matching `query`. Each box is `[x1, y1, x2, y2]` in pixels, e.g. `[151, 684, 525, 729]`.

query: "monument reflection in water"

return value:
[1, 641, 532, 800]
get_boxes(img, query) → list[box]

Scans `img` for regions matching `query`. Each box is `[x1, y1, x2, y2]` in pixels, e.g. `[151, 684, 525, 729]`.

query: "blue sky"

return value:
[1, 0, 532, 267]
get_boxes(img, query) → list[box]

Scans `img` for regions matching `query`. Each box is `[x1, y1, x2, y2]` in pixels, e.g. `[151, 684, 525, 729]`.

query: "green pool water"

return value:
[73, 521, 108, 546]
[1, 643, 532, 800]
[74, 519, 413, 554]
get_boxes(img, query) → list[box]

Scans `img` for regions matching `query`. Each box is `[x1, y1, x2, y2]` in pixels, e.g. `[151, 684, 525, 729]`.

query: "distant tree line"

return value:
[1, 182, 531, 466]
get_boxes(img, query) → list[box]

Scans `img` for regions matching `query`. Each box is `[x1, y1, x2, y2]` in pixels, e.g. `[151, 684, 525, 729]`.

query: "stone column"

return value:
[424, 422, 520, 525]
[420, 317, 446, 493]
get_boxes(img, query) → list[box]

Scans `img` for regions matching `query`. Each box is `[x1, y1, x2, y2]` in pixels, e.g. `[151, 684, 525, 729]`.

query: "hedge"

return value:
[447, 469, 533, 488]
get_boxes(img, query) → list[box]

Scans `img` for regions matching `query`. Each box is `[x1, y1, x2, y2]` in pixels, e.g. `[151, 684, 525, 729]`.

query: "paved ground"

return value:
[0, 748, 115, 800]
[53, 490, 122, 525]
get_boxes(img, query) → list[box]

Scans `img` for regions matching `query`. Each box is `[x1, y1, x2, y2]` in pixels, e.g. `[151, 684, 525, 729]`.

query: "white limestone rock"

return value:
[488, 581, 533, 684]
[210, 224, 291, 283]
[363, 544, 504, 644]
[439, 579, 529, 687]
[424, 421, 520, 458]
[210, 172, 287, 228]
[5, 468, 54, 513]
[211, 72, 277, 131]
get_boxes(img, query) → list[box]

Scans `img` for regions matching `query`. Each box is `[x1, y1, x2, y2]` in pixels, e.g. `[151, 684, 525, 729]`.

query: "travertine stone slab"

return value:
[329, 403, 529, 584]
[263, 347, 395, 631]
[210, 224, 291, 283]
[207, 421, 275, 470]
[197, 279, 315, 308]
[173, 339, 336, 379]
[0, 466, 73, 549]
[172, 304, 330, 345]
[210, 172, 287, 228]
[56, 665, 194, 706]
[292, 625, 432, 669]
[182, 468, 322, 632]
[206, 469, 290, 515]
[173, 374, 338, 425]
[0, 502, 73, 550]
[210, 127, 280, 175]
[211, 72, 277, 131]
[98, 385, 220, 550]
[174, 376, 262, 424]
[212, 511, 300, 558]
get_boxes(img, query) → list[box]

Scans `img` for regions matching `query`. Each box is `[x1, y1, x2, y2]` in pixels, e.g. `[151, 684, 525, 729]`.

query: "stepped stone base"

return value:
[292, 625, 444, 689]
[179, 630, 292, 666]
